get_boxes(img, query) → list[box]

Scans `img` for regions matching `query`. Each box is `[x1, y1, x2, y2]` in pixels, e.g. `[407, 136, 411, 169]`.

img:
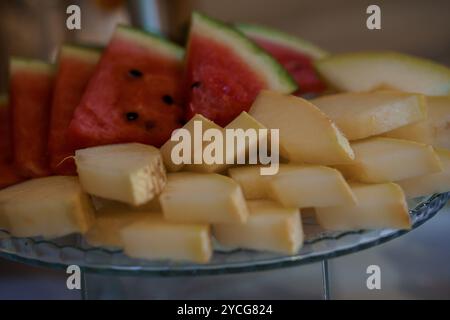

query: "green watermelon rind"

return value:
[235, 23, 329, 60]
[60, 44, 102, 64]
[10, 57, 54, 75]
[191, 12, 297, 93]
[116, 25, 184, 61]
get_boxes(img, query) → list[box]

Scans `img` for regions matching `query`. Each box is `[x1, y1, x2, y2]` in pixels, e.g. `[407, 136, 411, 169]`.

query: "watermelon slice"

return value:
[48, 45, 101, 175]
[0, 95, 23, 189]
[184, 12, 297, 126]
[10, 58, 54, 178]
[0, 95, 12, 163]
[68, 25, 185, 150]
[0, 163, 23, 189]
[236, 23, 328, 95]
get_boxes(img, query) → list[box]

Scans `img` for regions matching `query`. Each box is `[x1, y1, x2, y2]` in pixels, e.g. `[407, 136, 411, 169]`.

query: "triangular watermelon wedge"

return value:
[0, 163, 23, 189]
[184, 12, 297, 126]
[9, 58, 54, 178]
[0, 95, 23, 189]
[48, 45, 101, 175]
[236, 23, 328, 95]
[0, 95, 12, 163]
[68, 25, 185, 150]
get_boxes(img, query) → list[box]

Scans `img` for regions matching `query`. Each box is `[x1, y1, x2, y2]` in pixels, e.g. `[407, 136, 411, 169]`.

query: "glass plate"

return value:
[0, 192, 448, 276]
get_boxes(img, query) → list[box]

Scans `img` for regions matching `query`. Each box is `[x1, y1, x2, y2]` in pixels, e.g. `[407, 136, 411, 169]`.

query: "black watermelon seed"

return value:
[128, 69, 143, 78]
[191, 81, 201, 89]
[162, 95, 174, 105]
[145, 121, 156, 130]
[178, 118, 187, 126]
[125, 112, 139, 121]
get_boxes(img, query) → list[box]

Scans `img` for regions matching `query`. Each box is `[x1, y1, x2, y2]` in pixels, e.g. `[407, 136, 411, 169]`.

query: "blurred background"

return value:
[0, 0, 449, 299]
[1, 0, 450, 90]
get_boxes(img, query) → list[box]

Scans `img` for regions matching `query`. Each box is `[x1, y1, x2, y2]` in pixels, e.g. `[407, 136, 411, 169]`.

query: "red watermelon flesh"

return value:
[10, 58, 54, 178]
[0, 96, 23, 189]
[254, 38, 326, 94]
[48, 46, 100, 175]
[68, 26, 185, 150]
[0, 163, 23, 189]
[235, 24, 329, 95]
[185, 34, 266, 127]
[0, 96, 12, 163]
[184, 13, 297, 127]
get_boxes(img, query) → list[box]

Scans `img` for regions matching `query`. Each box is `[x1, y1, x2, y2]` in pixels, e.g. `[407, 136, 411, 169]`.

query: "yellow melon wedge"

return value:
[160, 172, 248, 224]
[267, 165, 356, 208]
[160, 114, 221, 172]
[397, 149, 450, 198]
[121, 214, 212, 263]
[75, 143, 166, 206]
[315, 52, 450, 95]
[335, 137, 442, 183]
[185, 112, 268, 173]
[228, 164, 299, 199]
[312, 92, 427, 140]
[249, 90, 354, 165]
[86, 205, 152, 248]
[316, 182, 411, 230]
[0, 176, 94, 238]
[428, 96, 450, 149]
[214, 200, 303, 255]
[381, 96, 450, 146]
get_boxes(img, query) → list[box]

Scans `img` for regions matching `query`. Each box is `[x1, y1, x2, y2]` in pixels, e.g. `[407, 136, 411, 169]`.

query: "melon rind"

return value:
[236, 23, 328, 60]
[60, 45, 102, 64]
[10, 57, 54, 75]
[116, 25, 184, 61]
[191, 12, 297, 93]
[315, 52, 450, 96]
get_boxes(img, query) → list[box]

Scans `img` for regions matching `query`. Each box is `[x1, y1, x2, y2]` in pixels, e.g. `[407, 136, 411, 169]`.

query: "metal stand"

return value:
[321, 259, 331, 300]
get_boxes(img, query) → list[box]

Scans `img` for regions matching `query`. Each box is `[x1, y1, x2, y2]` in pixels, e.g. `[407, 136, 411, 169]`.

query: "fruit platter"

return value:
[0, 12, 449, 276]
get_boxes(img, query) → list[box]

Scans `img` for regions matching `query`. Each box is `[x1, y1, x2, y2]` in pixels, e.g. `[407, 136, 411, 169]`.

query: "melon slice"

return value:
[316, 182, 411, 230]
[185, 112, 268, 173]
[184, 12, 297, 126]
[381, 115, 434, 145]
[68, 25, 185, 150]
[0, 176, 94, 238]
[236, 23, 328, 94]
[428, 96, 450, 149]
[48, 45, 101, 175]
[120, 215, 212, 263]
[161, 114, 222, 172]
[85, 205, 153, 248]
[267, 165, 356, 208]
[214, 200, 303, 255]
[249, 90, 354, 165]
[75, 143, 166, 206]
[228, 164, 295, 199]
[10, 58, 54, 178]
[335, 137, 442, 183]
[315, 52, 450, 96]
[312, 92, 427, 140]
[381, 96, 450, 147]
[160, 172, 249, 224]
[397, 149, 450, 198]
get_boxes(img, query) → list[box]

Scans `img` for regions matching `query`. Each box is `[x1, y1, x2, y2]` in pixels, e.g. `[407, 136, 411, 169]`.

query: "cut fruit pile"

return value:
[0, 12, 449, 264]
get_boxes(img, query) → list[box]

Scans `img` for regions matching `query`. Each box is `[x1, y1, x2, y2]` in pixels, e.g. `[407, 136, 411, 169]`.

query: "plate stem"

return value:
[321, 259, 331, 300]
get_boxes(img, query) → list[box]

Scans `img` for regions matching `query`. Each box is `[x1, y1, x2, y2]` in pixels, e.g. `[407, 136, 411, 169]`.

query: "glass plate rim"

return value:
[0, 192, 448, 277]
